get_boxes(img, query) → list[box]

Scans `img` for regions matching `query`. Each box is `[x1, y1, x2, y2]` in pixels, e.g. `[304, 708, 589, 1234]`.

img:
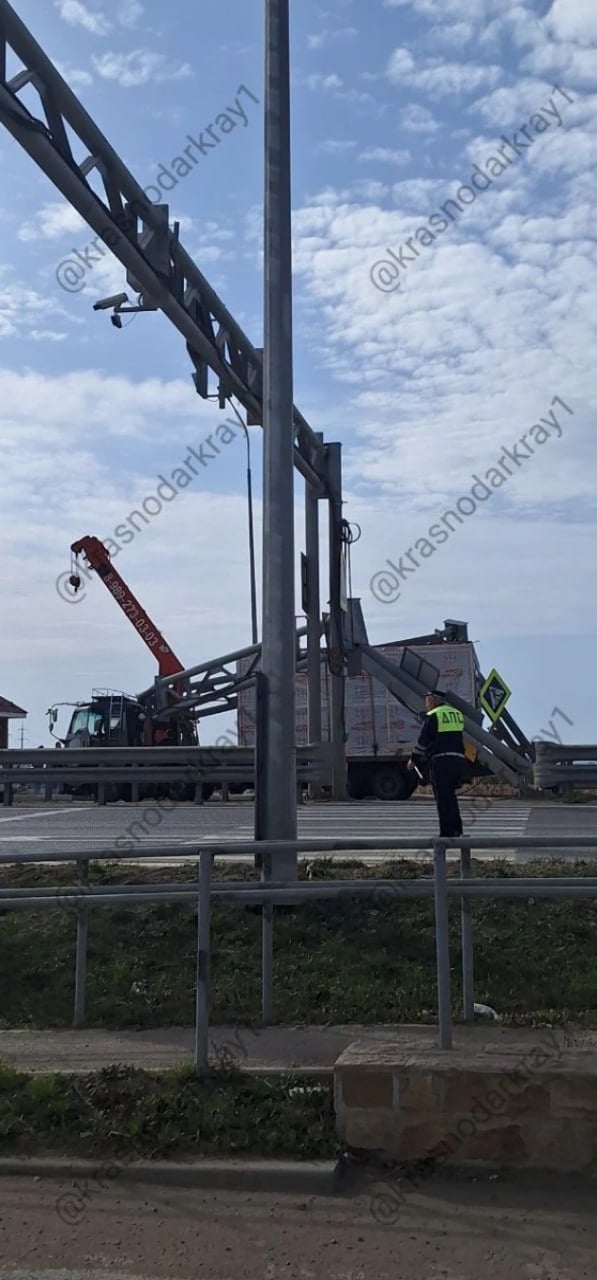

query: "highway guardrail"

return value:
[533, 741, 597, 789]
[0, 744, 333, 805]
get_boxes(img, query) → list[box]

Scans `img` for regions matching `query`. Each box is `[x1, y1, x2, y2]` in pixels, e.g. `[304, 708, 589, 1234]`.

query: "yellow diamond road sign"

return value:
[479, 668, 511, 723]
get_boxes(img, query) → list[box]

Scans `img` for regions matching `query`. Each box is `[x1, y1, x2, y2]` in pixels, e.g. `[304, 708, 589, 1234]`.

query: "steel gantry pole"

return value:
[305, 437, 323, 799]
[258, 0, 297, 879]
[327, 442, 348, 800]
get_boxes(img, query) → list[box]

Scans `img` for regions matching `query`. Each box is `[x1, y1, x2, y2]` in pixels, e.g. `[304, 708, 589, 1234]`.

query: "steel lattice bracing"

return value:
[144, 626, 313, 718]
[0, 0, 326, 493]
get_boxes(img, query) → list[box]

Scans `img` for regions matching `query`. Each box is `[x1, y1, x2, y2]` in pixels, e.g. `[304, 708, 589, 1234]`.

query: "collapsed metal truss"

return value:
[145, 626, 312, 718]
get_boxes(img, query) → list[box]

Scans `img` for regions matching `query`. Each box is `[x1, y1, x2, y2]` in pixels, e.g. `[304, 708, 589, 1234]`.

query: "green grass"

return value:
[0, 859, 596, 1029]
[0, 1063, 337, 1159]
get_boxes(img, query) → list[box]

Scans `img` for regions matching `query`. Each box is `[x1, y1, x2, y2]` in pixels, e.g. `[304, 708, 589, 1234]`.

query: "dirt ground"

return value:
[0, 1168, 595, 1279]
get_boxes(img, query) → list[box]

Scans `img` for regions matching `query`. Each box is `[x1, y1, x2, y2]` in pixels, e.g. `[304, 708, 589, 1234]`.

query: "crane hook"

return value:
[69, 550, 81, 592]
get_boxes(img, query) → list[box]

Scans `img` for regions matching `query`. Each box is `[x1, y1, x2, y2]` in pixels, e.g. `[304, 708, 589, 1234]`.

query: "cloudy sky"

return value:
[0, 0, 595, 746]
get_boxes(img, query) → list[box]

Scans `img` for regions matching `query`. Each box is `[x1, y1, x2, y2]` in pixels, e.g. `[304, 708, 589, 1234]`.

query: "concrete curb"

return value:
[0, 1157, 339, 1195]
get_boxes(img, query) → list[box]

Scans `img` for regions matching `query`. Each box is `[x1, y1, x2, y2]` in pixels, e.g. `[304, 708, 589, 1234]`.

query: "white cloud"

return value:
[359, 147, 411, 165]
[91, 50, 193, 87]
[0, 367, 212, 442]
[55, 0, 142, 33]
[0, 272, 72, 339]
[387, 47, 503, 97]
[428, 20, 475, 49]
[521, 41, 597, 90]
[470, 81, 573, 128]
[545, 0, 597, 47]
[287, 152, 597, 527]
[54, 61, 94, 90]
[18, 203, 87, 242]
[29, 329, 69, 341]
[383, 0, 509, 21]
[307, 27, 358, 50]
[399, 103, 441, 132]
[55, 0, 110, 35]
[306, 73, 344, 92]
[317, 140, 358, 154]
[118, 0, 144, 27]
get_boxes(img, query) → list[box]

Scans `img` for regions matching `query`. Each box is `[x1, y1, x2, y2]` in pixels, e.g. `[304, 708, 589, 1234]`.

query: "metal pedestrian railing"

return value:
[1, 834, 596, 1070]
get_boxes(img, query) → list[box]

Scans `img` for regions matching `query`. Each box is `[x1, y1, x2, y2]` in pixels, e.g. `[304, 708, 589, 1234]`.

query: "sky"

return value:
[0, 0, 595, 747]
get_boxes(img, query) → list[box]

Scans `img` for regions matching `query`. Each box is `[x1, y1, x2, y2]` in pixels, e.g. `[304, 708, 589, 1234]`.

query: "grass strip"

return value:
[0, 858, 596, 1029]
[0, 1063, 337, 1159]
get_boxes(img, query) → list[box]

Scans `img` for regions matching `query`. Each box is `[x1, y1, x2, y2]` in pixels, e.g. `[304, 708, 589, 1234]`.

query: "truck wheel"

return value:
[372, 766, 412, 802]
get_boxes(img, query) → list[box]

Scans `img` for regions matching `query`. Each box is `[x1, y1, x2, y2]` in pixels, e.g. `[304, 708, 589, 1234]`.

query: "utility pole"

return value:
[258, 0, 297, 879]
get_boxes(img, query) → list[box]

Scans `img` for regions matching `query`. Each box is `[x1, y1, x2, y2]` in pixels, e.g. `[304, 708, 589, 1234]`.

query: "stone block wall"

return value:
[334, 1028, 597, 1172]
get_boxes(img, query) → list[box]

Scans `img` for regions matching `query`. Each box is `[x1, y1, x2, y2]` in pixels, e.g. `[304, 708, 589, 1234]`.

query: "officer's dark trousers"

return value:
[430, 754, 464, 837]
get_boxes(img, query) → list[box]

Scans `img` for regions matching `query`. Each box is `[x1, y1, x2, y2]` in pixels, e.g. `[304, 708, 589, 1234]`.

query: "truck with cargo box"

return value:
[237, 638, 480, 800]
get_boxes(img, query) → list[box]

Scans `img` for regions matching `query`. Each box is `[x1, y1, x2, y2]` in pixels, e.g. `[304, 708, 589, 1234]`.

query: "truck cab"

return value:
[64, 692, 146, 748]
[60, 689, 197, 750]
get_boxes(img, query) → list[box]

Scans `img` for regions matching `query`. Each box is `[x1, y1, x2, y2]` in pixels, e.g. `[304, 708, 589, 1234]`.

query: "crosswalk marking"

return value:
[0, 799, 550, 864]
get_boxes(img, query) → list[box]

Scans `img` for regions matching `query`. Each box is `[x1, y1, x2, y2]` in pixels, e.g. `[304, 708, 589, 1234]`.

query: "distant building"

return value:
[0, 697, 27, 749]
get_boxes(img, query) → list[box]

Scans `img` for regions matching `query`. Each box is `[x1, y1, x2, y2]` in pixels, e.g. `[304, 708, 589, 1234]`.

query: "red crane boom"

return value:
[69, 536, 186, 684]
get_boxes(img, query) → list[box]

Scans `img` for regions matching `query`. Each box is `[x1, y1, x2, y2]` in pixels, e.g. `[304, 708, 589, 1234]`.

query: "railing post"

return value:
[73, 858, 89, 1028]
[2, 765, 12, 807]
[433, 838, 453, 1049]
[460, 844, 475, 1021]
[195, 851, 212, 1076]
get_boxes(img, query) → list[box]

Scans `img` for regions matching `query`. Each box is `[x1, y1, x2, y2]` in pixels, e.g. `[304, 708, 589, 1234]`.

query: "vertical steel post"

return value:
[326, 442, 347, 800]
[305, 459, 322, 799]
[195, 851, 212, 1076]
[460, 845, 475, 1021]
[73, 858, 89, 1029]
[246, 438, 259, 647]
[260, 0, 297, 879]
[433, 839, 453, 1049]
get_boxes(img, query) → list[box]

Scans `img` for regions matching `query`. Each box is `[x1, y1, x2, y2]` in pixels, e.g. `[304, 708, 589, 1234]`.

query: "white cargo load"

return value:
[237, 642, 477, 755]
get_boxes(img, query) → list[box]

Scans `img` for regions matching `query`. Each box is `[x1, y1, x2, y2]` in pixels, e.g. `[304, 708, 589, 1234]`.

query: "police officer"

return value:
[407, 692, 465, 837]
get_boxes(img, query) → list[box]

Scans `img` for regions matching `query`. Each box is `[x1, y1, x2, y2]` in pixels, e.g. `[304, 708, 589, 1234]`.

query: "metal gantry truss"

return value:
[144, 627, 313, 721]
[0, 0, 327, 495]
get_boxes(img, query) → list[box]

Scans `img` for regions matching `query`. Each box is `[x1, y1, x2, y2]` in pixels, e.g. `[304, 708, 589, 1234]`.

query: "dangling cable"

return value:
[326, 519, 361, 676]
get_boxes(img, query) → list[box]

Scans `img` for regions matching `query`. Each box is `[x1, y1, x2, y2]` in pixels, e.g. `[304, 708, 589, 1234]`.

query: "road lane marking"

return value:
[0, 808, 88, 823]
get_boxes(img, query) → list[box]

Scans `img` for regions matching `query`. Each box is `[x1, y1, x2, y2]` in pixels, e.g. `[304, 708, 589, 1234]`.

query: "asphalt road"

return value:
[0, 796, 595, 862]
[0, 1171, 596, 1279]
